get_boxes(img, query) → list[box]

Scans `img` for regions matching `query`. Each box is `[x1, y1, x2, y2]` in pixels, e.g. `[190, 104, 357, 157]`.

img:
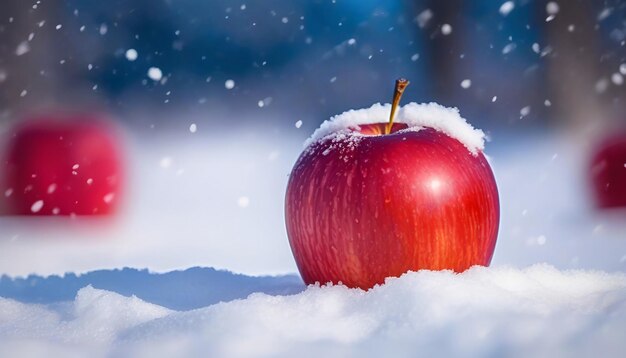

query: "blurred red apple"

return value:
[2, 114, 124, 216]
[285, 80, 499, 289]
[590, 133, 626, 209]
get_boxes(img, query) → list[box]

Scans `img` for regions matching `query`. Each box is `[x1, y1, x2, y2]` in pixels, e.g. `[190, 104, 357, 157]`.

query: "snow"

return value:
[415, 9, 433, 28]
[441, 24, 452, 35]
[502, 43, 516, 54]
[125, 49, 138, 61]
[611, 73, 623, 85]
[546, 2, 560, 15]
[0, 267, 303, 310]
[305, 102, 486, 155]
[595, 78, 609, 93]
[532, 43, 540, 53]
[30, 200, 44, 213]
[499, 1, 515, 16]
[189, 123, 197, 133]
[225, 79, 235, 89]
[460, 79, 472, 89]
[2, 265, 626, 357]
[15, 41, 30, 56]
[520, 106, 531, 117]
[237, 196, 250, 208]
[159, 156, 173, 168]
[598, 8, 612, 21]
[147, 67, 163, 81]
[103, 193, 115, 204]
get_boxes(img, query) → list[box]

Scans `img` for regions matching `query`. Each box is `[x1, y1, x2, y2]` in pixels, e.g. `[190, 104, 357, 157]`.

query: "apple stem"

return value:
[385, 78, 410, 135]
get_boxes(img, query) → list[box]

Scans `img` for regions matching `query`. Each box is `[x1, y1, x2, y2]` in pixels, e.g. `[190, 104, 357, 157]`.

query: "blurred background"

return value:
[0, 0, 625, 277]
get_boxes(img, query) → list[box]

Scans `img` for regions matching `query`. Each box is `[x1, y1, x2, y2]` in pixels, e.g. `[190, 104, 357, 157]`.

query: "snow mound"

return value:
[2, 265, 626, 357]
[0, 286, 170, 355]
[306, 102, 486, 154]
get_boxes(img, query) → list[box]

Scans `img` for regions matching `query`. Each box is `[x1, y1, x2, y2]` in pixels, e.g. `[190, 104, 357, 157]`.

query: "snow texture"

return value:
[305, 103, 486, 155]
[1, 265, 626, 357]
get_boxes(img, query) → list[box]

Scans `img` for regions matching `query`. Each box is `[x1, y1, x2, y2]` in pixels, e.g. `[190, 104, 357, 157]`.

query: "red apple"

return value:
[285, 80, 499, 289]
[1, 114, 124, 216]
[590, 133, 626, 208]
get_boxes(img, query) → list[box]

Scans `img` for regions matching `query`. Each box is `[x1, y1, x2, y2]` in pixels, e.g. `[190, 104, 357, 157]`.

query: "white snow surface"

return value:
[2, 265, 626, 357]
[305, 102, 486, 154]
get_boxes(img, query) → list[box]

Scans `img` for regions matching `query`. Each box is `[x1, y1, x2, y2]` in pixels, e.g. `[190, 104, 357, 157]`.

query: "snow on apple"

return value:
[306, 102, 485, 154]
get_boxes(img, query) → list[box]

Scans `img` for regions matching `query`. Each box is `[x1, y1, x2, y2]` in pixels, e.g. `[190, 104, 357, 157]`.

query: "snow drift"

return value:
[0, 267, 304, 310]
[2, 264, 625, 357]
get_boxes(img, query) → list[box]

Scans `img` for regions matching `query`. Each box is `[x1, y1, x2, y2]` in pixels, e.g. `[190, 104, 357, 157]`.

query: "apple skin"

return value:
[590, 134, 626, 209]
[2, 115, 124, 216]
[285, 123, 499, 289]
